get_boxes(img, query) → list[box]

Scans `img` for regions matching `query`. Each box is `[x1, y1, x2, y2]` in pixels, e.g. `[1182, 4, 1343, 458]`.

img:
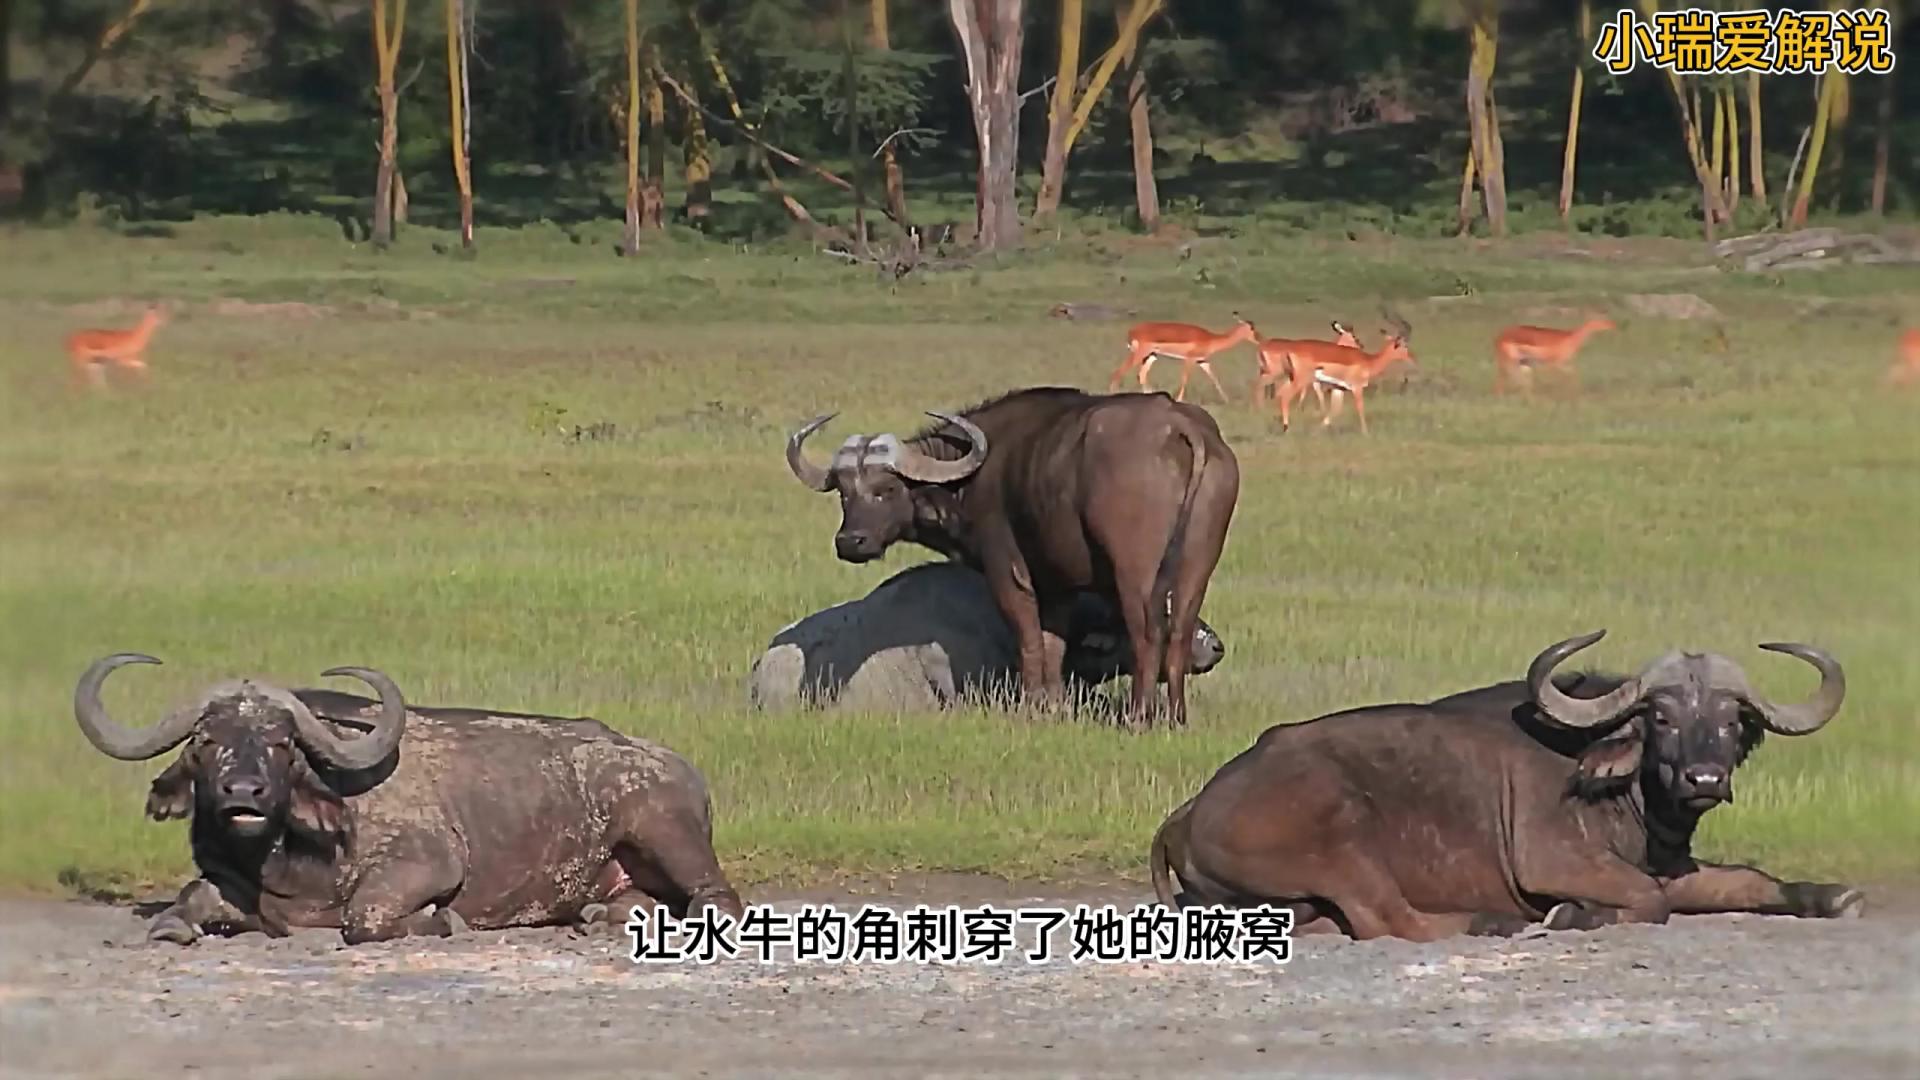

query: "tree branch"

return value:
[655, 68, 901, 224]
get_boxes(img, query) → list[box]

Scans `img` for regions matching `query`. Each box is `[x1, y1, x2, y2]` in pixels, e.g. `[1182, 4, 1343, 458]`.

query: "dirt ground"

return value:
[3, 874, 1917, 1079]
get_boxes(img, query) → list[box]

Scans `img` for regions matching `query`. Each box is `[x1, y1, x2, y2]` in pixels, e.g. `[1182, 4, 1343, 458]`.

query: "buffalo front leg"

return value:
[341, 843, 467, 945]
[1660, 862, 1865, 919]
[1518, 851, 1672, 932]
[985, 554, 1065, 710]
[147, 878, 275, 945]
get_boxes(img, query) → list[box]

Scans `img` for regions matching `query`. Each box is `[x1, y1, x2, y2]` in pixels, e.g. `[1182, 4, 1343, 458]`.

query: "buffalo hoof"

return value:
[1542, 902, 1585, 931]
[436, 907, 468, 936]
[1787, 883, 1865, 919]
[147, 914, 200, 946]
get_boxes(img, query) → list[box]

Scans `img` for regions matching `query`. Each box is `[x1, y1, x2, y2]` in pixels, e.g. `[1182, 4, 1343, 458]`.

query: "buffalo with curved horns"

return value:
[748, 561, 1226, 712]
[73, 653, 744, 945]
[1150, 630, 1858, 940]
[784, 387, 1239, 728]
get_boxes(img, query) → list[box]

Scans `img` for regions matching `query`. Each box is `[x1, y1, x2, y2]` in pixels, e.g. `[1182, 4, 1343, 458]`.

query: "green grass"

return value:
[2, 215, 1917, 900]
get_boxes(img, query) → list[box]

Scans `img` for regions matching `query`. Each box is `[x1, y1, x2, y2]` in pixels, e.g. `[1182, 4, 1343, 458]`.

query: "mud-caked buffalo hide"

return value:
[71, 652, 745, 946]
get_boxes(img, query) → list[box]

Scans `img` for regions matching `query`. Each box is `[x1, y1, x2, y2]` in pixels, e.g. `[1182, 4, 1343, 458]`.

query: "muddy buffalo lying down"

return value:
[1151, 629, 1857, 941]
[749, 562, 1226, 711]
[72, 653, 744, 945]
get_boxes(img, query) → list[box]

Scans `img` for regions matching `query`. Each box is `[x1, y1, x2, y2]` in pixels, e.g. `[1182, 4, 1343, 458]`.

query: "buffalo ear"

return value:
[1570, 717, 1645, 798]
[286, 757, 347, 843]
[145, 754, 196, 821]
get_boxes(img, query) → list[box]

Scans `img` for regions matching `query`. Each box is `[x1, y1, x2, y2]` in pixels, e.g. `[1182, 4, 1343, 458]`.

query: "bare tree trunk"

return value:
[1723, 83, 1739, 216]
[643, 41, 665, 229]
[1034, 0, 1084, 222]
[843, 6, 868, 257]
[947, 0, 1026, 251]
[1117, 5, 1158, 232]
[1557, 0, 1590, 223]
[1790, 71, 1840, 227]
[622, 0, 641, 252]
[684, 100, 711, 224]
[0, 0, 12, 135]
[1464, 13, 1506, 236]
[1746, 73, 1767, 203]
[445, 0, 474, 249]
[1456, 145, 1477, 235]
[371, 0, 408, 250]
[869, 0, 909, 225]
[1871, 66, 1894, 215]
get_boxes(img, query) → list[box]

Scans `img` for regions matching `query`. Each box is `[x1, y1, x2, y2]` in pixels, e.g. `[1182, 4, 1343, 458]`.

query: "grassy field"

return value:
[2, 213, 1917, 899]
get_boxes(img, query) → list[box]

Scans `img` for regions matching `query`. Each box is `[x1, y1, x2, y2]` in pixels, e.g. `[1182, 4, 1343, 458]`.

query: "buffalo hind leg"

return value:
[1229, 852, 1488, 943]
[341, 844, 467, 945]
[985, 552, 1065, 711]
[1660, 862, 1864, 919]
[147, 878, 273, 945]
[592, 804, 746, 926]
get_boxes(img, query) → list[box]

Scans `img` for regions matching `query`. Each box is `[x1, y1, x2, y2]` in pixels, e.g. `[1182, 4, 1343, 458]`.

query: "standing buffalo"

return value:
[784, 387, 1239, 728]
[748, 561, 1227, 712]
[72, 653, 744, 945]
[1150, 629, 1858, 940]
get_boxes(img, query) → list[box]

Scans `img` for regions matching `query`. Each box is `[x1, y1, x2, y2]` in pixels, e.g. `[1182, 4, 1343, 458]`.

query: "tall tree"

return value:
[1638, 1, 1728, 237]
[1116, 3, 1158, 232]
[1557, 0, 1591, 223]
[1790, 69, 1843, 227]
[684, 96, 711, 224]
[1034, 0, 1162, 222]
[372, 0, 409, 249]
[621, 0, 642, 252]
[869, 0, 909, 225]
[445, 0, 475, 249]
[1870, 64, 1894, 215]
[947, 0, 1025, 250]
[1460, 2, 1507, 236]
[642, 36, 665, 229]
[1746, 73, 1767, 202]
[1034, 0, 1084, 223]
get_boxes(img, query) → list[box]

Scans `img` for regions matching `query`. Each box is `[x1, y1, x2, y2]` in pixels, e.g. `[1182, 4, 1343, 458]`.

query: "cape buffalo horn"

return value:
[1527, 630, 1647, 730]
[1722, 643, 1847, 736]
[72, 653, 205, 761]
[786, 413, 838, 492]
[271, 667, 409, 772]
[892, 411, 988, 484]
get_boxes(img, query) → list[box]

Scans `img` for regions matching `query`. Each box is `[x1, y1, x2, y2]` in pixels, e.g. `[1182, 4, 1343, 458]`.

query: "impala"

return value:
[1108, 313, 1258, 404]
[1887, 327, 1920, 387]
[1267, 310, 1417, 435]
[1492, 314, 1616, 395]
[66, 305, 169, 391]
[1251, 320, 1361, 411]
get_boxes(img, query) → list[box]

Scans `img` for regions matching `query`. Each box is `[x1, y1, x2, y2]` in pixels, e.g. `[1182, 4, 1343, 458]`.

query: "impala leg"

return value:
[1197, 361, 1231, 403]
[1137, 354, 1160, 392]
[1110, 345, 1150, 393]
[1353, 390, 1369, 435]
[1172, 359, 1195, 402]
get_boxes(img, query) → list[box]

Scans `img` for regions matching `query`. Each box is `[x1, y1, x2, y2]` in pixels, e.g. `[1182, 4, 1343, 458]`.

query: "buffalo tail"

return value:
[1149, 795, 1195, 908]
[1147, 418, 1209, 678]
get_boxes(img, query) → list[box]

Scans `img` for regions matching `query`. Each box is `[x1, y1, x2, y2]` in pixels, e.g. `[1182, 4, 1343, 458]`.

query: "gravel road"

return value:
[4, 875, 1917, 1079]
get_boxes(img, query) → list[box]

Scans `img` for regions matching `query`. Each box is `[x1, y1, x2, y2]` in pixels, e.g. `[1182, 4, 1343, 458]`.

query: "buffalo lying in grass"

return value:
[748, 561, 1226, 712]
[73, 653, 744, 945]
[1150, 630, 1858, 941]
